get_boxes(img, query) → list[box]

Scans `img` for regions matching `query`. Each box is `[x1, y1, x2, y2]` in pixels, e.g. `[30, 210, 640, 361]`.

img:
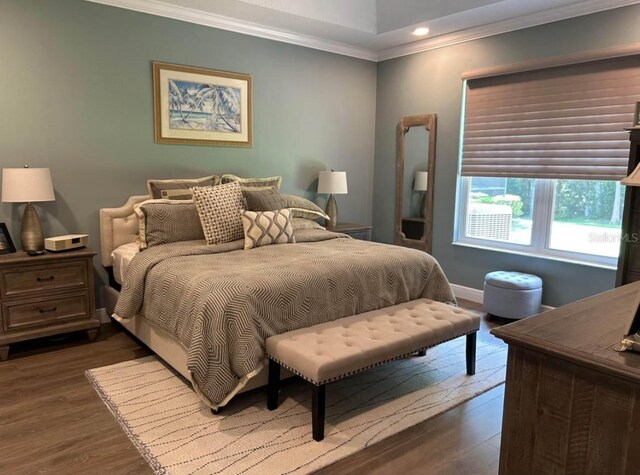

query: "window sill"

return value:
[452, 240, 617, 271]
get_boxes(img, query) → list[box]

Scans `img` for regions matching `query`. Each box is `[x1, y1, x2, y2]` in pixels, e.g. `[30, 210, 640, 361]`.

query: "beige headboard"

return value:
[99, 195, 148, 267]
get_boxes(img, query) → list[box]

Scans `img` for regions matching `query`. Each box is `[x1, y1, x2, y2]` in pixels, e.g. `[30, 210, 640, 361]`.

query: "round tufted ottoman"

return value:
[483, 271, 542, 319]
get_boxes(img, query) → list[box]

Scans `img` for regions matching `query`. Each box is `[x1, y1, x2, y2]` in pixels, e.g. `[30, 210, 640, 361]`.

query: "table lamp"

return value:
[318, 170, 348, 227]
[1, 166, 55, 252]
[414, 171, 428, 218]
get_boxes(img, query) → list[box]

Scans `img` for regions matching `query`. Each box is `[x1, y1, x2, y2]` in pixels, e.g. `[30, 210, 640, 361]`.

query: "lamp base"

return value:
[326, 194, 338, 227]
[21, 203, 45, 252]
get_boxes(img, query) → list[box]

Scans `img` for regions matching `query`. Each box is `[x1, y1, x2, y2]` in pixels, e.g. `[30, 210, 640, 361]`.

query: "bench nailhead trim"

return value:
[267, 329, 479, 386]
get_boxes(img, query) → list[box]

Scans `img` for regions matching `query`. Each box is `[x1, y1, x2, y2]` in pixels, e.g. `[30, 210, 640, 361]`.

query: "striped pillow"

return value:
[147, 175, 220, 200]
[241, 209, 296, 250]
[221, 174, 282, 191]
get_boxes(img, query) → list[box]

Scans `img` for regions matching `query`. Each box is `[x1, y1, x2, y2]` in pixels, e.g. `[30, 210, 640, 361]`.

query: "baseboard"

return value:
[451, 283, 555, 312]
[450, 284, 484, 304]
[96, 308, 111, 324]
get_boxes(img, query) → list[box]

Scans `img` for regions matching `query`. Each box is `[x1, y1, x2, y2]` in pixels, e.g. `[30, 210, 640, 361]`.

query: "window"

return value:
[455, 55, 639, 266]
[457, 176, 625, 265]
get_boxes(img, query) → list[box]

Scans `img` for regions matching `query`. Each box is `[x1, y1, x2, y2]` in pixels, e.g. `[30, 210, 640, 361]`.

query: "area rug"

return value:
[86, 337, 506, 475]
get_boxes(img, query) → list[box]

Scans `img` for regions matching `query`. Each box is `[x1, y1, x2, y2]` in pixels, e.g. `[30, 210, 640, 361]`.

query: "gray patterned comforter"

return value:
[114, 229, 455, 408]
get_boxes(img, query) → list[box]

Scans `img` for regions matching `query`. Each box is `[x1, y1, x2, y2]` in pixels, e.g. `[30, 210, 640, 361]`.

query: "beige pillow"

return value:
[134, 199, 204, 249]
[192, 182, 244, 245]
[292, 218, 325, 231]
[147, 175, 220, 200]
[281, 194, 330, 221]
[242, 209, 296, 250]
[221, 174, 282, 191]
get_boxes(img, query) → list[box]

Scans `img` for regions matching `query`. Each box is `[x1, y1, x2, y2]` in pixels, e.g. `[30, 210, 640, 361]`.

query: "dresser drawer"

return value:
[1, 261, 88, 298]
[2, 293, 90, 333]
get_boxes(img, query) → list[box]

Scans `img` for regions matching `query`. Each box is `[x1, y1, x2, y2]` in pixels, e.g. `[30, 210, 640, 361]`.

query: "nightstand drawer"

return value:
[2, 293, 90, 333]
[1, 261, 88, 298]
[348, 230, 372, 241]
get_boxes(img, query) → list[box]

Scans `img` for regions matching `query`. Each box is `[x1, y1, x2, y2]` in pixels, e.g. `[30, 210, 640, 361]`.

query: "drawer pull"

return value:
[38, 306, 57, 313]
[36, 276, 55, 282]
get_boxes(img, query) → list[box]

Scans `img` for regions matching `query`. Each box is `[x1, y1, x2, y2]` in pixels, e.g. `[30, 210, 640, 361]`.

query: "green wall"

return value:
[3, 0, 640, 309]
[373, 4, 640, 306]
[0, 0, 377, 300]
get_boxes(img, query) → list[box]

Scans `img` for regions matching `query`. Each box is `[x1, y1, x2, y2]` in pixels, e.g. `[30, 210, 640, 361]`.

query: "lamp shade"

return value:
[317, 171, 348, 194]
[414, 171, 428, 191]
[1, 168, 55, 203]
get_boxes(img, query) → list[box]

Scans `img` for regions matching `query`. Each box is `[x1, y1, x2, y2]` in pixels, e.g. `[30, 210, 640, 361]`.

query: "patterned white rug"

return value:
[86, 338, 506, 475]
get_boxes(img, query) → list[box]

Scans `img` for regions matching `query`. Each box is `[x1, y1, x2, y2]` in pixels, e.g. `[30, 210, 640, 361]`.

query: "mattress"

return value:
[111, 242, 140, 285]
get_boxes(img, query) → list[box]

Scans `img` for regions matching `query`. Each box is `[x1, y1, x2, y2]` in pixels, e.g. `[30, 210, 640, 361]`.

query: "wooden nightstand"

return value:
[328, 223, 373, 241]
[0, 248, 100, 360]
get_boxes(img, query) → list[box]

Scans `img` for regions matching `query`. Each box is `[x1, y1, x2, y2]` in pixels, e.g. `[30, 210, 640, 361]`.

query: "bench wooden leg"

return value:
[267, 359, 280, 410]
[312, 384, 326, 442]
[417, 349, 427, 357]
[466, 332, 477, 375]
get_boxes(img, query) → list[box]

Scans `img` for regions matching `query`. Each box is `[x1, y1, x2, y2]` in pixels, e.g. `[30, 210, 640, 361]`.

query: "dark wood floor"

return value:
[0, 300, 507, 475]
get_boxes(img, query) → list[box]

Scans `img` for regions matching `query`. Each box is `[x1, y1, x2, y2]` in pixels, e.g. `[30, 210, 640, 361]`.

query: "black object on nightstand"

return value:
[327, 223, 373, 241]
[0, 248, 100, 361]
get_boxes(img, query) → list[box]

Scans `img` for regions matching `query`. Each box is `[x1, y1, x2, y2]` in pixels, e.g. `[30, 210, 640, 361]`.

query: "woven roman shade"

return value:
[461, 55, 640, 180]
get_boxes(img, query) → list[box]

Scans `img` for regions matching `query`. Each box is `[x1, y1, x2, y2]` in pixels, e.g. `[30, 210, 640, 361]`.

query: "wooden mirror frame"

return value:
[394, 114, 437, 253]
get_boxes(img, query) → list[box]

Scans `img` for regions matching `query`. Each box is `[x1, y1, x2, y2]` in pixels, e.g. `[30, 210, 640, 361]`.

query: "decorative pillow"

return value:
[243, 187, 286, 211]
[191, 182, 244, 245]
[134, 199, 205, 249]
[288, 207, 330, 221]
[147, 175, 220, 200]
[292, 217, 325, 231]
[221, 174, 282, 191]
[281, 194, 330, 221]
[241, 209, 296, 250]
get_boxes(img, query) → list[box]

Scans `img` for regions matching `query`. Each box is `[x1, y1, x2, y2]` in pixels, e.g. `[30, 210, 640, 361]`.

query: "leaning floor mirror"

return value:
[395, 114, 437, 253]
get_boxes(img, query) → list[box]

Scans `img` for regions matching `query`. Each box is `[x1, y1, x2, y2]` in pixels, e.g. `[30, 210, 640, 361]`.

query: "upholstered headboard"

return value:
[99, 195, 148, 267]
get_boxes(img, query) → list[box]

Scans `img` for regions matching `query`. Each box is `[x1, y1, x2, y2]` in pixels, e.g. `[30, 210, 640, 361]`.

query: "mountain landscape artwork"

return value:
[153, 62, 252, 147]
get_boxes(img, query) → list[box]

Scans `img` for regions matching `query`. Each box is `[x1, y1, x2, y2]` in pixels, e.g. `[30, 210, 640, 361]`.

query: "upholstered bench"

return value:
[265, 299, 480, 441]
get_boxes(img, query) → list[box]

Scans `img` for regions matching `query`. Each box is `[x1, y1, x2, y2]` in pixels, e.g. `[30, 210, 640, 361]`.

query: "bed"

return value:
[100, 195, 456, 410]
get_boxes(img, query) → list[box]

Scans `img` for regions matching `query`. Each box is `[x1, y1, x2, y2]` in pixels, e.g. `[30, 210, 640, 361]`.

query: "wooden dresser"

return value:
[492, 283, 640, 474]
[0, 249, 100, 360]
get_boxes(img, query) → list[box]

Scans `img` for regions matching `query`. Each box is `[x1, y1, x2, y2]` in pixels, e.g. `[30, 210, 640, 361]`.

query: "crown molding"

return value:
[86, 0, 639, 63]
[378, 0, 640, 61]
[86, 0, 378, 61]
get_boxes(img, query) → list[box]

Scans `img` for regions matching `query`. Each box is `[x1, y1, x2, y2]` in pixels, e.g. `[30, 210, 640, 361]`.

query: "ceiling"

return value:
[87, 0, 640, 61]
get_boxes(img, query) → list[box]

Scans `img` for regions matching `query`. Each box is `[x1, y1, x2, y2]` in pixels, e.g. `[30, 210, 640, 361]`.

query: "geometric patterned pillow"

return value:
[191, 182, 244, 245]
[241, 209, 296, 250]
[133, 199, 204, 249]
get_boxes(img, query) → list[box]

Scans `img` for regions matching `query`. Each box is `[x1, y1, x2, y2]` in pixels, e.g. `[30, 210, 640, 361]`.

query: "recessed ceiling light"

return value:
[412, 27, 429, 36]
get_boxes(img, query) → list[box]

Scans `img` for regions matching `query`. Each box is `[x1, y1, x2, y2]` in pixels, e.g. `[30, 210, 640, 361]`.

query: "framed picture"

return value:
[0, 223, 16, 255]
[634, 101, 640, 127]
[153, 62, 252, 147]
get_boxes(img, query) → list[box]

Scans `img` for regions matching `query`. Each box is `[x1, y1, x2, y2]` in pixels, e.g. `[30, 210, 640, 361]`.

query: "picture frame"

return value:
[0, 223, 16, 255]
[153, 62, 252, 147]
